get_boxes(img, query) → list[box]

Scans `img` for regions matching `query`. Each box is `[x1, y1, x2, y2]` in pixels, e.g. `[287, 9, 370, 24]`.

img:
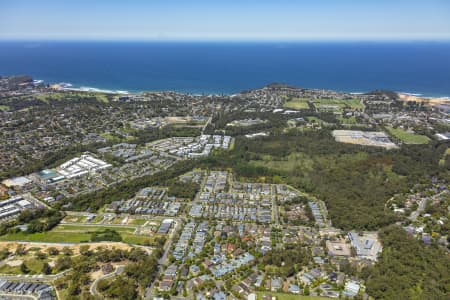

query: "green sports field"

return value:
[386, 127, 430, 144]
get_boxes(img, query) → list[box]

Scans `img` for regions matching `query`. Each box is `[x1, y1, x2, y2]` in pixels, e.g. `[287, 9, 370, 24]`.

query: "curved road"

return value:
[90, 265, 125, 298]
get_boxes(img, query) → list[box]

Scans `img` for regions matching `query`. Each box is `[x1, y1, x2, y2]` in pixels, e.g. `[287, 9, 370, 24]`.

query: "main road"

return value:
[90, 265, 125, 298]
[144, 217, 182, 300]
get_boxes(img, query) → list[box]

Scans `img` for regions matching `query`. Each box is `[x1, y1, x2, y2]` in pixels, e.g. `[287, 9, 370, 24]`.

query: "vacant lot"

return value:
[386, 127, 430, 144]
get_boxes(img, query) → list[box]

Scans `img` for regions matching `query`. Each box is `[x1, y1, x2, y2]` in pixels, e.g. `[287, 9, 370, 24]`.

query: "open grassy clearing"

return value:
[121, 234, 156, 245]
[0, 105, 9, 111]
[0, 257, 48, 275]
[386, 127, 430, 144]
[283, 98, 310, 109]
[284, 98, 362, 111]
[64, 214, 152, 226]
[128, 218, 148, 225]
[306, 116, 323, 123]
[250, 152, 315, 173]
[314, 98, 363, 110]
[34, 92, 110, 103]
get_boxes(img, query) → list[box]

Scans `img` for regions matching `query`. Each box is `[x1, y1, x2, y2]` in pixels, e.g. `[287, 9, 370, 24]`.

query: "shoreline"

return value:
[46, 80, 450, 101]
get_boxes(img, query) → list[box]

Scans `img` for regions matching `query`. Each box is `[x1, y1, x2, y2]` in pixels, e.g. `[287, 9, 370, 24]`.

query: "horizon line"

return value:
[1, 38, 450, 43]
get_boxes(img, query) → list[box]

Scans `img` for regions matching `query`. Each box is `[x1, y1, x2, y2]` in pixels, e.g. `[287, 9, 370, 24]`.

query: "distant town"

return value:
[0, 75, 448, 300]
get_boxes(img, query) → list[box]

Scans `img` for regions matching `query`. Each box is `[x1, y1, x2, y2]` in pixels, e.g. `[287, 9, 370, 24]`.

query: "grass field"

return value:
[0, 105, 9, 111]
[0, 224, 152, 245]
[306, 116, 323, 123]
[386, 127, 430, 144]
[257, 292, 330, 300]
[283, 98, 310, 110]
[63, 215, 87, 223]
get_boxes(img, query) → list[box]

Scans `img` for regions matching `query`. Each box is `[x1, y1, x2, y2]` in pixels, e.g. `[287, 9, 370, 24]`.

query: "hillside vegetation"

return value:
[202, 130, 448, 230]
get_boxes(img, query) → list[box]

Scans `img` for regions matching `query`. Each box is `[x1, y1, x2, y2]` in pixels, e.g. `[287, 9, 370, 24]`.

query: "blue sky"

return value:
[1, 0, 449, 40]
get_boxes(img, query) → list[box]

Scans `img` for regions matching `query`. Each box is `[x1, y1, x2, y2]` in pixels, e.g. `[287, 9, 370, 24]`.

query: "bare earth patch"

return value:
[6, 259, 23, 267]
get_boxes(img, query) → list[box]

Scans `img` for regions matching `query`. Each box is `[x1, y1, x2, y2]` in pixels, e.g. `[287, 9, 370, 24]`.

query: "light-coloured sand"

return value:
[90, 269, 104, 281]
[398, 93, 450, 104]
[6, 259, 23, 267]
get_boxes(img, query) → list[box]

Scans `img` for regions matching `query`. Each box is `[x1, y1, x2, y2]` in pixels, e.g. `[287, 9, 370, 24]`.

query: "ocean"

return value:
[0, 41, 449, 96]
